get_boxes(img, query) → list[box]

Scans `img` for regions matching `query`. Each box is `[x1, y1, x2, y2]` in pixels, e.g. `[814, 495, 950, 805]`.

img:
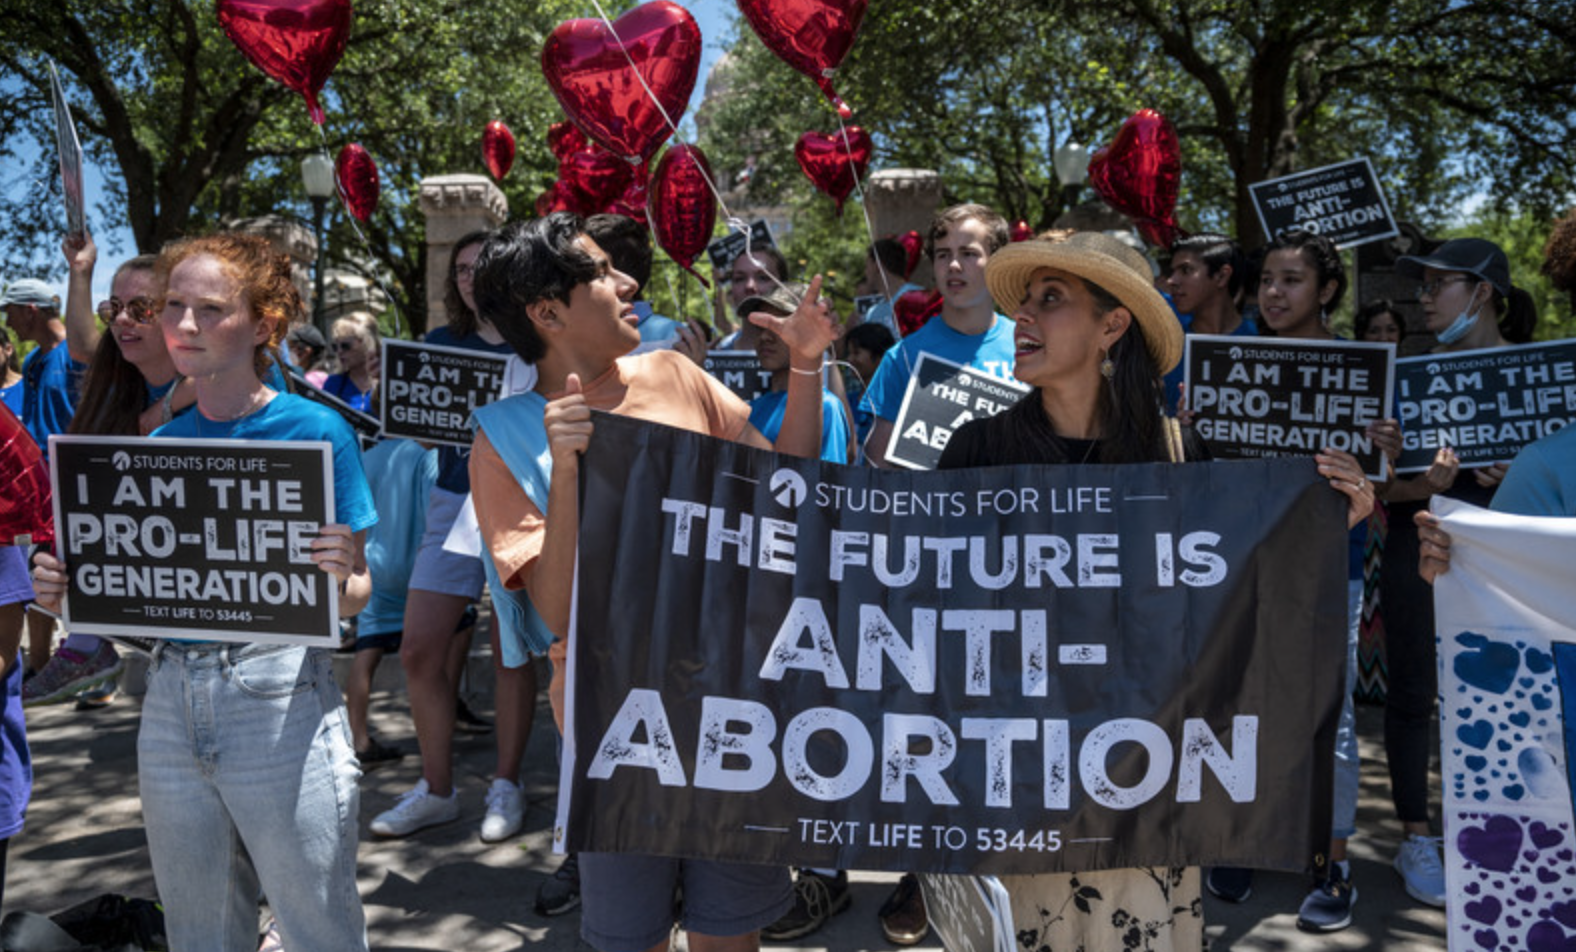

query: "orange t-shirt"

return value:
[470, 349, 753, 727]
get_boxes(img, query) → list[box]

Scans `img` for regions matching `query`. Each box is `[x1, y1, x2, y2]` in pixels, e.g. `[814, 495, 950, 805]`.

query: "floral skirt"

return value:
[1001, 867, 1202, 952]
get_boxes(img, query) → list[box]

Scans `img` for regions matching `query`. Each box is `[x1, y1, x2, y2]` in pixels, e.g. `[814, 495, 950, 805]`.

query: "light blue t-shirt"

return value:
[634, 301, 682, 343]
[1162, 310, 1259, 413]
[357, 439, 438, 635]
[1491, 426, 1576, 518]
[20, 342, 84, 459]
[154, 393, 377, 534]
[863, 281, 922, 335]
[860, 314, 1016, 422]
[749, 388, 851, 464]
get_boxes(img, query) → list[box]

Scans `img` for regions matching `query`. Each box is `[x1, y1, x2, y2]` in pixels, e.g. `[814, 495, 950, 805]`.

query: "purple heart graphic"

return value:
[1559, 849, 1574, 861]
[1506, 784, 1526, 799]
[1510, 916, 1523, 929]
[1552, 901, 1576, 930]
[1460, 816, 1525, 872]
[1475, 927, 1501, 950]
[1466, 896, 1503, 925]
[1532, 823, 1564, 849]
[1520, 886, 1540, 902]
[1510, 711, 1532, 728]
[1526, 920, 1576, 952]
[1532, 694, 1553, 711]
[1459, 720, 1495, 750]
[1466, 882, 1483, 895]
[1468, 755, 1490, 771]
[1455, 632, 1521, 693]
[1539, 866, 1563, 884]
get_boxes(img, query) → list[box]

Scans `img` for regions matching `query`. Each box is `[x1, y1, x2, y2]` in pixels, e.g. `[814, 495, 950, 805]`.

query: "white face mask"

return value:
[1435, 296, 1483, 345]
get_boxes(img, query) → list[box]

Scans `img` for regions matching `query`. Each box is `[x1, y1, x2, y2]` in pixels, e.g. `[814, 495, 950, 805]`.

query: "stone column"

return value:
[227, 215, 317, 312]
[418, 174, 508, 336]
[865, 169, 944, 289]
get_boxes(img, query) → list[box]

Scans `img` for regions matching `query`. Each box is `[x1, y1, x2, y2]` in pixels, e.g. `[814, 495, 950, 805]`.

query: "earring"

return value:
[1319, 307, 1331, 328]
[1099, 351, 1115, 379]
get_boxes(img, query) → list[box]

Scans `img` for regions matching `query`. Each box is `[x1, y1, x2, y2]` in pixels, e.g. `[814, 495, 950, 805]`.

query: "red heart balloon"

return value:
[647, 145, 716, 286]
[0, 403, 53, 546]
[536, 182, 582, 217]
[1087, 108, 1183, 247]
[559, 146, 635, 213]
[794, 126, 871, 216]
[898, 230, 922, 279]
[893, 288, 942, 337]
[737, 0, 867, 117]
[547, 120, 586, 161]
[216, 0, 352, 126]
[1010, 220, 1034, 242]
[542, 1, 701, 165]
[335, 143, 378, 223]
[608, 175, 649, 226]
[482, 121, 516, 181]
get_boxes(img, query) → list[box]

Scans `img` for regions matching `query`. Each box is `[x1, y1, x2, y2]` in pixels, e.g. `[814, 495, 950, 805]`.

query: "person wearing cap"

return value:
[0, 277, 80, 460]
[1377, 235, 1538, 909]
[741, 283, 851, 465]
[935, 230, 1373, 951]
[286, 324, 330, 388]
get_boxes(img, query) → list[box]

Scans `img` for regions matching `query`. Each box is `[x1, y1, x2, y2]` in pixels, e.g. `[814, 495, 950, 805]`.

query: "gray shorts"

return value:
[407, 487, 485, 599]
[579, 852, 791, 952]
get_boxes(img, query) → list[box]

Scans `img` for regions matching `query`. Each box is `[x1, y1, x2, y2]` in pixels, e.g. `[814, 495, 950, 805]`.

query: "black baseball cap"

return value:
[1396, 238, 1511, 296]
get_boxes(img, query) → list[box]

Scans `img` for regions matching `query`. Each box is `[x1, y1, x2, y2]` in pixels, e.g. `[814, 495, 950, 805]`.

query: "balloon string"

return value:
[313, 123, 406, 340]
[835, 111, 890, 304]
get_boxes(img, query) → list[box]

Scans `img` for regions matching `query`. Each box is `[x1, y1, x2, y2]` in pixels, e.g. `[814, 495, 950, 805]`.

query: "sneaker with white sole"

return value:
[1297, 865, 1357, 932]
[23, 642, 123, 707]
[1394, 834, 1447, 907]
[480, 778, 523, 842]
[370, 779, 459, 837]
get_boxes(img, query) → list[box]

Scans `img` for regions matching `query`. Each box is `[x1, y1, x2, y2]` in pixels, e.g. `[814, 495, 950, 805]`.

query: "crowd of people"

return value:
[0, 191, 1573, 952]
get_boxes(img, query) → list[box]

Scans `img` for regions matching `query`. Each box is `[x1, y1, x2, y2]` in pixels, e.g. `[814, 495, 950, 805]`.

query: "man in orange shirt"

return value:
[467, 213, 835, 952]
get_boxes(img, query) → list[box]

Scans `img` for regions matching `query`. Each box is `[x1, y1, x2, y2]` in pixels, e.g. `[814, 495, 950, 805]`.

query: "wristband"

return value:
[790, 363, 824, 377]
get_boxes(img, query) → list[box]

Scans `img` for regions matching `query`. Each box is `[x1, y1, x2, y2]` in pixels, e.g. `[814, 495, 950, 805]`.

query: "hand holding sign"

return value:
[308, 523, 358, 587]
[1315, 448, 1375, 529]
[748, 273, 836, 370]
[29, 551, 67, 615]
[545, 373, 593, 469]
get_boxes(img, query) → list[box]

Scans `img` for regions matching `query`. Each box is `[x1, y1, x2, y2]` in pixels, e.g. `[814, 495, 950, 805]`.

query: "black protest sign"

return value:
[1185, 335, 1395, 479]
[1249, 158, 1398, 249]
[887, 353, 1029, 471]
[49, 436, 338, 645]
[707, 220, 777, 273]
[1394, 340, 1576, 473]
[47, 61, 85, 239]
[380, 339, 508, 447]
[703, 350, 773, 404]
[287, 366, 382, 443]
[556, 412, 1348, 875]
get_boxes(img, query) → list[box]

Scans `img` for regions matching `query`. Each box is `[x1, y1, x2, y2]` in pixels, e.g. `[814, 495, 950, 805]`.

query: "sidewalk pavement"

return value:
[8, 656, 1447, 951]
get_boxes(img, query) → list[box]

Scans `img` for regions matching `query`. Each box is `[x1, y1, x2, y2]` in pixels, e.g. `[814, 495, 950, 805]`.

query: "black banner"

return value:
[49, 436, 338, 645]
[887, 353, 1029, 471]
[557, 412, 1347, 875]
[1185, 335, 1395, 479]
[1248, 157, 1398, 249]
[703, 350, 773, 404]
[381, 339, 508, 447]
[707, 220, 777, 273]
[1395, 340, 1576, 472]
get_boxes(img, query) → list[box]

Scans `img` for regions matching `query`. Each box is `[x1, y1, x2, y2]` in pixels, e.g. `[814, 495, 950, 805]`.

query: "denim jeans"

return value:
[1331, 580, 1362, 841]
[140, 643, 367, 952]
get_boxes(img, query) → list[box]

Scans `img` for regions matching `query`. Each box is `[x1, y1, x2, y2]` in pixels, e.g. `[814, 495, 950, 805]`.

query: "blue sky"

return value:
[7, 0, 739, 305]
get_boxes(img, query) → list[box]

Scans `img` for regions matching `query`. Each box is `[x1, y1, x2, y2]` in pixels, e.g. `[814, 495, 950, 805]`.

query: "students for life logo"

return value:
[769, 468, 807, 508]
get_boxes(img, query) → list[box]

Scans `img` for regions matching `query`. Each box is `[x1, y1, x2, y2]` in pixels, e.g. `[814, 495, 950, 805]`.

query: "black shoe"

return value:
[536, 853, 581, 916]
[878, 873, 929, 946]
[1206, 866, 1254, 903]
[355, 737, 405, 771]
[455, 698, 493, 734]
[763, 870, 851, 942]
[1297, 865, 1357, 932]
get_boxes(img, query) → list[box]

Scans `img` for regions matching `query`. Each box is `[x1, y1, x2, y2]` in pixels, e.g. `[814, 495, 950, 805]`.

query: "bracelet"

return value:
[790, 363, 824, 377]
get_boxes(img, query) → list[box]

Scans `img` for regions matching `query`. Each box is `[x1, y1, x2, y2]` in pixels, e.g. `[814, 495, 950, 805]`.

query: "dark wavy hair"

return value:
[1354, 298, 1406, 343]
[1264, 229, 1347, 312]
[443, 230, 492, 339]
[1170, 233, 1246, 297]
[473, 213, 599, 365]
[1544, 206, 1576, 293]
[70, 256, 161, 436]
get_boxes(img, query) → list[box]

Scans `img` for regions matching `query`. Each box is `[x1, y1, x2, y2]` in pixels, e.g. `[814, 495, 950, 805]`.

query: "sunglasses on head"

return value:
[97, 297, 157, 324]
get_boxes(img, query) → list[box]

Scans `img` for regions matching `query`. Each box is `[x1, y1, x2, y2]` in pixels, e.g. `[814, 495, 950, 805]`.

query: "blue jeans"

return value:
[1331, 580, 1362, 841]
[140, 643, 367, 952]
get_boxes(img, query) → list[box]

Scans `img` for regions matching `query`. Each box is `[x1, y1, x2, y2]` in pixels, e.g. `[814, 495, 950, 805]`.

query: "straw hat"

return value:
[985, 231, 1184, 374]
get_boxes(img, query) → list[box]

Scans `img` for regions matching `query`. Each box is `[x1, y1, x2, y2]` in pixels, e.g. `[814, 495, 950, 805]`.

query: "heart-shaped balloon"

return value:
[482, 121, 516, 181]
[335, 143, 378, 222]
[794, 126, 871, 216]
[608, 175, 649, 227]
[536, 182, 582, 217]
[898, 230, 922, 278]
[1010, 220, 1034, 242]
[1087, 108, 1183, 247]
[216, 0, 352, 126]
[0, 403, 53, 546]
[542, 1, 701, 165]
[737, 0, 867, 117]
[547, 120, 587, 161]
[647, 145, 716, 285]
[559, 146, 636, 213]
[893, 288, 942, 337]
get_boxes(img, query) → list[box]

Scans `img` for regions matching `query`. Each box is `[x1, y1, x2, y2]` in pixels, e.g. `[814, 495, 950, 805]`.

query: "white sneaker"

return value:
[370, 779, 459, 838]
[480, 778, 524, 843]
[1394, 834, 1447, 907]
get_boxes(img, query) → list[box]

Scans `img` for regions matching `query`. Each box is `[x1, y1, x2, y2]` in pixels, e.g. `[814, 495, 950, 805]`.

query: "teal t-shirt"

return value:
[1492, 426, 1576, 518]
[748, 388, 851, 464]
[860, 314, 1016, 422]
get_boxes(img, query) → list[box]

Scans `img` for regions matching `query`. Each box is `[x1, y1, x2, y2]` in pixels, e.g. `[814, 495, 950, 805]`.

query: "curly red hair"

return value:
[1543, 206, 1576, 293]
[155, 232, 304, 376]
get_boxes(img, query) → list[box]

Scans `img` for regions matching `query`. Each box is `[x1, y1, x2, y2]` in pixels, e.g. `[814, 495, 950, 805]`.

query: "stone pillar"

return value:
[865, 169, 944, 288]
[418, 174, 508, 336]
[227, 215, 317, 312]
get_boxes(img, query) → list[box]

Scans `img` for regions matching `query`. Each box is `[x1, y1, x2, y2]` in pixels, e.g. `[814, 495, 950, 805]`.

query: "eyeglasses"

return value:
[454, 264, 475, 278]
[331, 339, 359, 353]
[1417, 276, 1475, 299]
[97, 297, 157, 324]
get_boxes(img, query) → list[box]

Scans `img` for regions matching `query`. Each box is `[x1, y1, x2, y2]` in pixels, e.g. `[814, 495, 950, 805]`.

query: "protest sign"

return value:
[47, 60, 86, 240]
[1185, 335, 1395, 479]
[854, 294, 883, 321]
[1430, 498, 1576, 952]
[703, 350, 773, 404]
[380, 339, 508, 447]
[49, 436, 338, 646]
[1394, 340, 1576, 473]
[707, 220, 777, 273]
[286, 366, 381, 443]
[886, 353, 1029, 471]
[555, 413, 1349, 875]
[1249, 158, 1398, 249]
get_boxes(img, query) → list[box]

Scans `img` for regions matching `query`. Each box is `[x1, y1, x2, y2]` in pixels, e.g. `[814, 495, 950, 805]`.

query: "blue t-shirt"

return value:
[1163, 311, 1259, 413]
[154, 393, 377, 534]
[21, 342, 84, 459]
[0, 377, 21, 419]
[424, 326, 516, 494]
[862, 281, 922, 335]
[357, 439, 438, 635]
[634, 301, 682, 343]
[322, 373, 371, 414]
[861, 314, 1016, 422]
[749, 388, 851, 464]
[1492, 426, 1576, 518]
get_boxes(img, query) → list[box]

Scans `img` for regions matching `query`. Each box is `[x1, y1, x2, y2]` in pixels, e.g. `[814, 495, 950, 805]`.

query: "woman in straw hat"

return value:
[938, 231, 1374, 951]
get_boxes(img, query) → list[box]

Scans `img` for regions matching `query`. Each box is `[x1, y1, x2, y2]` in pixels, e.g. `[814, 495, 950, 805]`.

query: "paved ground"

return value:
[8, 648, 1447, 950]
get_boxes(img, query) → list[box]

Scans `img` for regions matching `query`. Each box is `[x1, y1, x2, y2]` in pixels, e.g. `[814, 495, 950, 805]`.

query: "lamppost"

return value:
[300, 153, 335, 337]
[1053, 141, 1089, 212]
